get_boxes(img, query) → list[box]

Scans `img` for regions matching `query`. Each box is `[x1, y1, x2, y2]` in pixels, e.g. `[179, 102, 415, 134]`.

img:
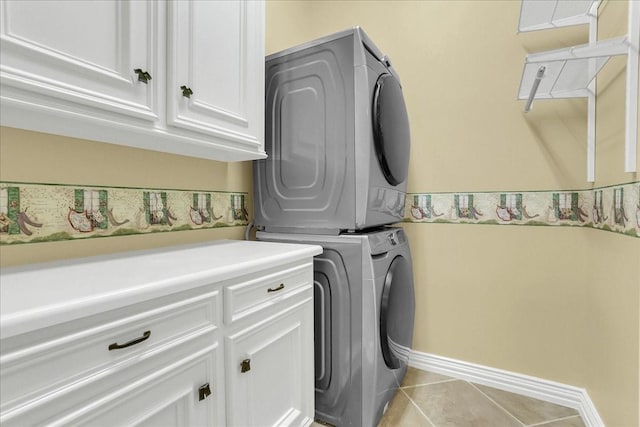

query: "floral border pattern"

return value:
[0, 181, 249, 245]
[404, 181, 640, 238]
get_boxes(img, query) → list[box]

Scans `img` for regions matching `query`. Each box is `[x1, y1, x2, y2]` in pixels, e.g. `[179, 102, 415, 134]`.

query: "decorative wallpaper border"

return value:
[2, 181, 638, 244]
[0, 181, 249, 245]
[404, 181, 640, 238]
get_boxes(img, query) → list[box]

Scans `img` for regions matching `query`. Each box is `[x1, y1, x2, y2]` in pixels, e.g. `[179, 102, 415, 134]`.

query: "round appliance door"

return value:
[372, 73, 411, 186]
[379, 255, 415, 369]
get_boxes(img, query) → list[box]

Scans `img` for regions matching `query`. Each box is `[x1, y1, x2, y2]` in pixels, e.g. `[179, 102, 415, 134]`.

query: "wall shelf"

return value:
[518, 0, 599, 32]
[518, 0, 639, 182]
[518, 37, 629, 101]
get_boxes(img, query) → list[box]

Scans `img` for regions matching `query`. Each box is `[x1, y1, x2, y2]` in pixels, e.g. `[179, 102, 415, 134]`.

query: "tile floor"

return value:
[315, 367, 585, 427]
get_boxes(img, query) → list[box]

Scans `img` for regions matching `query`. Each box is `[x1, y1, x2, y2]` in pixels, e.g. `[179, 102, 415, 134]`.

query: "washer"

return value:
[257, 227, 416, 427]
[254, 27, 411, 234]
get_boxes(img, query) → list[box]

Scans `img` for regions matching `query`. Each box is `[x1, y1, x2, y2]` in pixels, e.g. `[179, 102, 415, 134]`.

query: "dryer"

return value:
[257, 227, 416, 427]
[254, 27, 411, 234]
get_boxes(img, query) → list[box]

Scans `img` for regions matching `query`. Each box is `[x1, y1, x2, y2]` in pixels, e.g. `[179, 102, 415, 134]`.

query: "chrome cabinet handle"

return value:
[134, 69, 152, 84]
[108, 330, 151, 351]
[267, 283, 285, 293]
[180, 85, 193, 98]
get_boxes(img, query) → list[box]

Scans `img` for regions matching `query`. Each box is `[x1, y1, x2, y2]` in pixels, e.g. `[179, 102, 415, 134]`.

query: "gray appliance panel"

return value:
[255, 34, 356, 233]
[256, 232, 364, 426]
[313, 246, 364, 427]
[254, 28, 410, 234]
[257, 229, 414, 427]
[366, 227, 408, 256]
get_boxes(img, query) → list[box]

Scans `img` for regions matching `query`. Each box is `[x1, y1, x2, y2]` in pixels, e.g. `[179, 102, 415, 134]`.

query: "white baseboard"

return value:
[409, 350, 604, 427]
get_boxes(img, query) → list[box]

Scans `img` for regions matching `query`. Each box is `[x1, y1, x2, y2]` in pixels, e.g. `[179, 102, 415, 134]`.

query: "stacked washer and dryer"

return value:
[254, 27, 415, 427]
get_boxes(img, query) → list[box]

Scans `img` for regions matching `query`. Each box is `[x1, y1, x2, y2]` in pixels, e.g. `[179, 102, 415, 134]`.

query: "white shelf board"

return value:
[517, 37, 629, 101]
[518, 0, 638, 181]
[518, 0, 599, 32]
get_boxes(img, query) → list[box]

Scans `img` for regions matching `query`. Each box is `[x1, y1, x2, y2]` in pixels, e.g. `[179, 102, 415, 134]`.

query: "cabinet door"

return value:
[1, 339, 224, 427]
[225, 298, 314, 427]
[0, 0, 158, 121]
[81, 346, 221, 427]
[167, 0, 264, 151]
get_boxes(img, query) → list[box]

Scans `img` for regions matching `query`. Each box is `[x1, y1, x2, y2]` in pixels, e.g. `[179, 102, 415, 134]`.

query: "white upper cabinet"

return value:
[0, 0, 266, 162]
[167, 0, 264, 151]
[0, 0, 158, 121]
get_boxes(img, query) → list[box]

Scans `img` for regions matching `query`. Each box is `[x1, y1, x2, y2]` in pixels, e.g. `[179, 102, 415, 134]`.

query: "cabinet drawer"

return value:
[79, 346, 217, 427]
[0, 289, 219, 414]
[223, 262, 312, 324]
[1, 332, 220, 427]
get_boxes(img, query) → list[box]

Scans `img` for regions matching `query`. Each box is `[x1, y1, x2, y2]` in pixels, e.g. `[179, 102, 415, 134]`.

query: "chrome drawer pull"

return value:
[108, 330, 151, 351]
[267, 283, 285, 293]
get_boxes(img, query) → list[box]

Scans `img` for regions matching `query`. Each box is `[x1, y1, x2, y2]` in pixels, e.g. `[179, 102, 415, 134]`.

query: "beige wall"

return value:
[400, 223, 638, 427]
[267, 0, 593, 192]
[266, 0, 638, 425]
[0, 127, 253, 266]
[588, 2, 640, 424]
[0, 1, 637, 424]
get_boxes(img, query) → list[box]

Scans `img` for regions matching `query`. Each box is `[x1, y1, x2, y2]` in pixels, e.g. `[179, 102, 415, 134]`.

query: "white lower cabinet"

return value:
[0, 241, 320, 427]
[226, 299, 314, 427]
[0, 290, 224, 427]
[80, 344, 220, 427]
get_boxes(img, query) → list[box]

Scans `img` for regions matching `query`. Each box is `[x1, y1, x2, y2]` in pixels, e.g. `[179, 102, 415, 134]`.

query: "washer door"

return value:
[379, 255, 415, 369]
[372, 73, 411, 186]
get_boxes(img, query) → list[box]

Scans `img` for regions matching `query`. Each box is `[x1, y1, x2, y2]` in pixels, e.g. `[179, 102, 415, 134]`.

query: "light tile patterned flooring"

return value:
[315, 367, 586, 427]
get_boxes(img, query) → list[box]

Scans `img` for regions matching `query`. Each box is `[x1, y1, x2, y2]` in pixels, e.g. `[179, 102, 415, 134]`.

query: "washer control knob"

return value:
[388, 233, 397, 246]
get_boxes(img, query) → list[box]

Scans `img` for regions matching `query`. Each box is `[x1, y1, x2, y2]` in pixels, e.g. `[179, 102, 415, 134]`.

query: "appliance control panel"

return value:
[369, 228, 406, 255]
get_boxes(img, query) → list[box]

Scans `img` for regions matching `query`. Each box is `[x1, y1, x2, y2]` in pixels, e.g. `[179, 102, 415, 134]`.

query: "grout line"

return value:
[400, 378, 458, 389]
[399, 387, 437, 427]
[469, 382, 526, 427]
[525, 414, 583, 427]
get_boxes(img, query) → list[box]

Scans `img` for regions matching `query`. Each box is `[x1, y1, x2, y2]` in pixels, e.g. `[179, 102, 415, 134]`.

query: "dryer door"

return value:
[372, 73, 411, 186]
[379, 255, 415, 369]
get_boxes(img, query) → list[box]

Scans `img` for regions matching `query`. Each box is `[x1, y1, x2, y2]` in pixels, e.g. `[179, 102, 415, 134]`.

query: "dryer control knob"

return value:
[388, 234, 397, 245]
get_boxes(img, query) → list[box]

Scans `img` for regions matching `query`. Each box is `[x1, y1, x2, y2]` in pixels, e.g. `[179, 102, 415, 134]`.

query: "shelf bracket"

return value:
[524, 66, 546, 112]
[625, 0, 639, 173]
[587, 1, 598, 182]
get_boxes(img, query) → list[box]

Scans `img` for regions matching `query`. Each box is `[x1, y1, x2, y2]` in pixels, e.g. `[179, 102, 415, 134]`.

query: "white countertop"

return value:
[0, 240, 322, 339]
